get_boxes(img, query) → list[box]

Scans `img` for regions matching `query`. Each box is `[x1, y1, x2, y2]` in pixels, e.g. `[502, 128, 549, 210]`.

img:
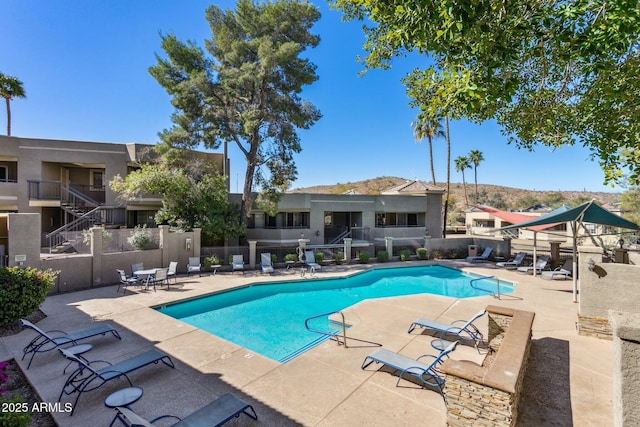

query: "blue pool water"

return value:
[157, 265, 513, 363]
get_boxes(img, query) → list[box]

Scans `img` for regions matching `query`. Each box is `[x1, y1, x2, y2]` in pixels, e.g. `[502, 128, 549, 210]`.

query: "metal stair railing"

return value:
[45, 206, 126, 252]
[329, 229, 351, 245]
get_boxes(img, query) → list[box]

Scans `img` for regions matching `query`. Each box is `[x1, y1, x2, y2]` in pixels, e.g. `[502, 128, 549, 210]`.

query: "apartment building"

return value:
[0, 135, 444, 252]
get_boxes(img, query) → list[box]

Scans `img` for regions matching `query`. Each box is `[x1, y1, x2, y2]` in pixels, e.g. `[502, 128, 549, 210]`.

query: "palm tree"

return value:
[0, 73, 26, 136]
[411, 116, 445, 185]
[468, 149, 484, 204]
[455, 156, 471, 206]
[442, 117, 451, 237]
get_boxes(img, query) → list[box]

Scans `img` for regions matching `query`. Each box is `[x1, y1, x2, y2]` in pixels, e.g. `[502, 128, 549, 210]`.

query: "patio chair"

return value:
[465, 247, 493, 262]
[113, 393, 258, 427]
[116, 269, 142, 294]
[260, 253, 274, 274]
[231, 255, 245, 274]
[20, 319, 121, 369]
[407, 309, 485, 350]
[517, 255, 550, 275]
[496, 252, 527, 269]
[186, 257, 201, 277]
[58, 348, 175, 415]
[167, 261, 178, 283]
[152, 268, 169, 290]
[131, 263, 144, 277]
[304, 250, 321, 273]
[541, 257, 573, 280]
[361, 340, 458, 397]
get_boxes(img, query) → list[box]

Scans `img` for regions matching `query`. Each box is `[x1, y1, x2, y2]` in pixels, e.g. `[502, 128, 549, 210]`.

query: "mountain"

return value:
[289, 176, 621, 211]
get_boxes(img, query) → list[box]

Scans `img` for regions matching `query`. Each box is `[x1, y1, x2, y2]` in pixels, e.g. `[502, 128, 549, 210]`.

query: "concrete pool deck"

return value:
[0, 260, 613, 426]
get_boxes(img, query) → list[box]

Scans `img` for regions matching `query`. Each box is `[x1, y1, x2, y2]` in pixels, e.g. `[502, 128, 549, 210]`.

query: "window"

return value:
[284, 212, 309, 228]
[90, 169, 104, 189]
[0, 166, 6, 182]
[376, 212, 423, 227]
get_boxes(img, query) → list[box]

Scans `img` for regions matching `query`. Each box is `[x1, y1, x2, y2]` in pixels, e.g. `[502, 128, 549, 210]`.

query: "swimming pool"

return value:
[157, 265, 514, 363]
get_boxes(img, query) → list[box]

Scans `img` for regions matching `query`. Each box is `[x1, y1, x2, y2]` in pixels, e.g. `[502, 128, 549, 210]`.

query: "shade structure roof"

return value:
[494, 200, 639, 303]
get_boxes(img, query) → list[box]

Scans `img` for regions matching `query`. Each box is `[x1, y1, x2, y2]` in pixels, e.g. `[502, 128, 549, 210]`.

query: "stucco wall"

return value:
[579, 246, 640, 319]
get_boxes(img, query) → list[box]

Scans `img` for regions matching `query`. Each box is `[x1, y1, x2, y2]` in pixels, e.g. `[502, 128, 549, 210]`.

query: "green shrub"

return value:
[127, 225, 151, 250]
[314, 253, 324, 263]
[399, 249, 412, 261]
[271, 254, 277, 264]
[284, 253, 298, 262]
[359, 251, 370, 264]
[0, 394, 31, 427]
[416, 248, 428, 260]
[204, 255, 220, 268]
[0, 267, 57, 324]
[332, 253, 344, 264]
[376, 250, 389, 263]
[82, 226, 113, 246]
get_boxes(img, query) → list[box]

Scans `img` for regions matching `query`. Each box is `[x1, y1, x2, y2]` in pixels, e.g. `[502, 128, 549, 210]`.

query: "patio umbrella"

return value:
[495, 200, 640, 302]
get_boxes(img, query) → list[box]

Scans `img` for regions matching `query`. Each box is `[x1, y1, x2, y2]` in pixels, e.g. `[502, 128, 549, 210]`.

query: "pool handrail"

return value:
[305, 310, 348, 348]
[469, 276, 500, 299]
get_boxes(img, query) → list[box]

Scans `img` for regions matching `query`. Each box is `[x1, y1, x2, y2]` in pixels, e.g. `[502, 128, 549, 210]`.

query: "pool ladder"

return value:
[305, 310, 349, 348]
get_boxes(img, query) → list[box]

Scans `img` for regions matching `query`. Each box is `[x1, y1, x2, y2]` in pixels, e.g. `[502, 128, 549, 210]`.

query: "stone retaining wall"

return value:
[441, 305, 535, 427]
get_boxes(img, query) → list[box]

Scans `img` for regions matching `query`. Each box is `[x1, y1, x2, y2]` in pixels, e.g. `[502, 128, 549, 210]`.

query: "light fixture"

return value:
[315, 230, 320, 236]
[618, 238, 625, 249]
[185, 237, 192, 251]
[587, 258, 595, 272]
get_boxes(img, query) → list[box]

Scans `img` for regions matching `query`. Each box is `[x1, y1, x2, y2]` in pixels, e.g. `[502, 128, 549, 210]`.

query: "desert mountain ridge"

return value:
[289, 176, 621, 211]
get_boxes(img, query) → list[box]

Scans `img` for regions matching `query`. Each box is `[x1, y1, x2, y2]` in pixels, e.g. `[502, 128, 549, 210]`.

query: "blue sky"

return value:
[2, 0, 621, 194]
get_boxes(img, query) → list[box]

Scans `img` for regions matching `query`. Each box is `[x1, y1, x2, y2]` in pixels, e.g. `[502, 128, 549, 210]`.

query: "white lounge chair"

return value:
[465, 247, 493, 263]
[541, 258, 573, 280]
[517, 255, 550, 274]
[304, 250, 321, 273]
[260, 253, 274, 274]
[496, 252, 527, 269]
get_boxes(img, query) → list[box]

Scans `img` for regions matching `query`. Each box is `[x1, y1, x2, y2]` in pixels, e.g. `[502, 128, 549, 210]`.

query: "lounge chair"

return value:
[465, 247, 493, 263]
[116, 269, 142, 294]
[407, 309, 485, 350]
[496, 252, 527, 269]
[58, 348, 174, 415]
[20, 319, 121, 369]
[361, 340, 458, 397]
[113, 393, 258, 427]
[541, 258, 573, 280]
[304, 250, 321, 273]
[231, 255, 245, 274]
[260, 253, 274, 274]
[186, 257, 201, 277]
[167, 261, 178, 283]
[517, 255, 550, 274]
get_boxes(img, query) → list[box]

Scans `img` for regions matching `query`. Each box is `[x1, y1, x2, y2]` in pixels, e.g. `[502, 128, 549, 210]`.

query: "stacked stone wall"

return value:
[442, 305, 534, 427]
[577, 314, 612, 340]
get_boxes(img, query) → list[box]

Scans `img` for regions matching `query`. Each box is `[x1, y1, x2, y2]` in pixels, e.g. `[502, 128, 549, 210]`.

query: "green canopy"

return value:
[497, 200, 639, 302]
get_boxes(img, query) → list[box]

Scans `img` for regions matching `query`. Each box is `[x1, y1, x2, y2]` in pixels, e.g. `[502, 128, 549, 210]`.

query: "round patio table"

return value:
[104, 386, 144, 427]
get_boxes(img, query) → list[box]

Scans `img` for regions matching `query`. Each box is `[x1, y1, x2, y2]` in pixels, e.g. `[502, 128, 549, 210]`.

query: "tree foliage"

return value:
[110, 161, 243, 244]
[0, 72, 26, 137]
[331, 0, 640, 184]
[149, 0, 322, 222]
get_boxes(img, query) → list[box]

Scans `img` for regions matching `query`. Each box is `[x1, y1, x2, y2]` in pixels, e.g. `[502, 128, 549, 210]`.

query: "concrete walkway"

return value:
[1, 260, 612, 426]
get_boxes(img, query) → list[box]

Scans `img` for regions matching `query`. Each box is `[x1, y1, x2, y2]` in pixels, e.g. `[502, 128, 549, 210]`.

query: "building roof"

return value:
[381, 180, 445, 195]
[475, 205, 560, 231]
